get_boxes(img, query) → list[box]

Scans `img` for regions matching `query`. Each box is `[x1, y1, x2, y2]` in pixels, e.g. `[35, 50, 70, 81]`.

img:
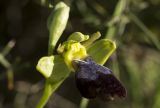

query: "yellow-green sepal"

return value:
[36, 55, 70, 83]
[47, 55, 70, 83]
[36, 56, 54, 78]
[87, 39, 116, 65]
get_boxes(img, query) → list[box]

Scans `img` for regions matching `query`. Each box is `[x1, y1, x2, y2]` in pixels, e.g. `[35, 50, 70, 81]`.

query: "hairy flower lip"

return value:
[74, 57, 127, 101]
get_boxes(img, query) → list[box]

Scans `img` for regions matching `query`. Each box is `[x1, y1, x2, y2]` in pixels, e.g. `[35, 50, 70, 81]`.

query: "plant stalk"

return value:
[105, 0, 127, 39]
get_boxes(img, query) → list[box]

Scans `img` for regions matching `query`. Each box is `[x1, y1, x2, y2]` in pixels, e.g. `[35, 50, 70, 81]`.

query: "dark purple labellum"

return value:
[72, 57, 126, 101]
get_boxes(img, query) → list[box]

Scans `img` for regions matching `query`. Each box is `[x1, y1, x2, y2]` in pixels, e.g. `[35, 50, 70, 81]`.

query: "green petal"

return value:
[67, 32, 89, 42]
[36, 55, 70, 82]
[36, 56, 54, 78]
[47, 55, 70, 83]
[87, 39, 116, 65]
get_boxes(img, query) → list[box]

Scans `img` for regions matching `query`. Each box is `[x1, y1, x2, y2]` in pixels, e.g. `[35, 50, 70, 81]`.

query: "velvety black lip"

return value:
[73, 57, 127, 101]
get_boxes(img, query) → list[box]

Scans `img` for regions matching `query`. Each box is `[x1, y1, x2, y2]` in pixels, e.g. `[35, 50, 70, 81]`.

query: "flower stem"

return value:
[105, 0, 127, 39]
[36, 80, 64, 108]
[36, 82, 52, 108]
[80, 98, 89, 108]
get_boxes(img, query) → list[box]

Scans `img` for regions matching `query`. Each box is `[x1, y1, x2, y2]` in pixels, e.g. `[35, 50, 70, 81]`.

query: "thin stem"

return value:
[105, 0, 127, 39]
[7, 69, 14, 90]
[129, 12, 160, 50]
[36, 82, 52, 108]
[36, 80, 64, 108]
[80, 98, 89, 108]
[0, 54, 11, 68]
[0, 54, 14, 90]
[111, 53, 120, 78]
[0, 40, 15, 90]
[1, 40, 16, 56]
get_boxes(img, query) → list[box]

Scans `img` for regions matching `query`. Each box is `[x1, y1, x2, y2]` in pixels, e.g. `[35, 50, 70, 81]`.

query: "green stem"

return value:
[36, 82, 52, 108]
[0, 54, 14, 90]
[111, 53, 120, 78]
[1, 40, 16, 56]
[0, 40, 15, 90]
[36, 80, 64, 108]
[80, 98, 89, 108]
[7, 69, 14, 90]
[105, 0, 127, 39]
[129, 12, 160, 50]
[0, 54, 11, 68]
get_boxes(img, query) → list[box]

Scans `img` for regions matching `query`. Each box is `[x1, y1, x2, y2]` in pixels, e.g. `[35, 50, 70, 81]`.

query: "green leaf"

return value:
[87, 39, 116, 65]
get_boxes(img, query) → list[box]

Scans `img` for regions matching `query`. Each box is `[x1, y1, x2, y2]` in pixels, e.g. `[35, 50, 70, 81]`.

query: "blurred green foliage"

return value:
[0, 0, 160, 108]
